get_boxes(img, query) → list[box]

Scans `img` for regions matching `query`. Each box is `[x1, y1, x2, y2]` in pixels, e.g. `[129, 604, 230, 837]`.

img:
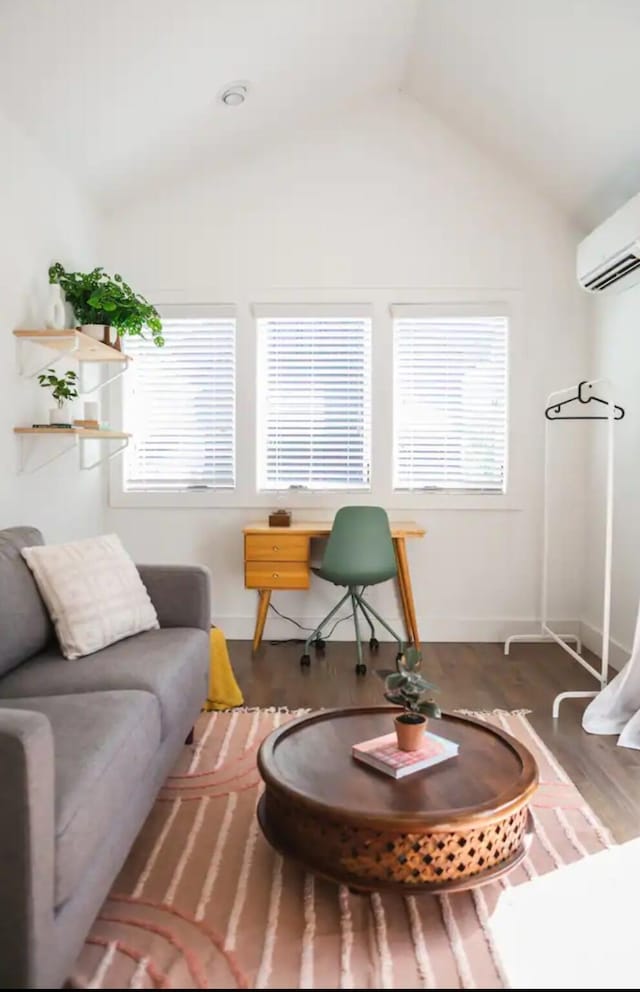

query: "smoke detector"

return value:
[218, 81, 249, 107]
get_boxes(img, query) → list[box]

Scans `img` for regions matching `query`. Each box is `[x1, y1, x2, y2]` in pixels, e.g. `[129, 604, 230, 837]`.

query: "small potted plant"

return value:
[48, 263, 164, 350]
[383, 647, 441, 751]
[37, 368, 79, 426]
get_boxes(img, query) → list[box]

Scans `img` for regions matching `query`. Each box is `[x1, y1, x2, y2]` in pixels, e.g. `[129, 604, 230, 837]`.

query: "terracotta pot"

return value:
[106, 328, 122, 352]
[394, 713, 428, 752]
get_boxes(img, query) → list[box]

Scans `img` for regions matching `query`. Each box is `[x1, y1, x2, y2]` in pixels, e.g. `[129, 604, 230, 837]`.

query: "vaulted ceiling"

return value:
[1, 0, 639, 229]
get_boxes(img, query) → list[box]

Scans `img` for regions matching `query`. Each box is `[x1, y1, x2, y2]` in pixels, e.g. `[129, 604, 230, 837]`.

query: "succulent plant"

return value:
[383, 646, 441, 720]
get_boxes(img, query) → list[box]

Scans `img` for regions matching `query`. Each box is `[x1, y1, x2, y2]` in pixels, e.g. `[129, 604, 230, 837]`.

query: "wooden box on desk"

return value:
[268, 509, 291, 527]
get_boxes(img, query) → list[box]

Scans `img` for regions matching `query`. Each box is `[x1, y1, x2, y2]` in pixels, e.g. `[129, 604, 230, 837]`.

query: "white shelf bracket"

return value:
[16, 434, 77, 474]
[78, 360, 129, 395]
[17, 335, 79, 377]
[79, 436, 130, 471]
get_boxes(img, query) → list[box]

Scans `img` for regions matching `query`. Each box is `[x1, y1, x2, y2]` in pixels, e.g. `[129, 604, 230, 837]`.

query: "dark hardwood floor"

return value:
[229, 637, 640, 843]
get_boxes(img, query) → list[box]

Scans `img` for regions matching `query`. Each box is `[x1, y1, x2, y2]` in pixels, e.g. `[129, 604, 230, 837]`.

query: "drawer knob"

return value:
[272, 545, 279, 552]
[272, 572, 279, 579]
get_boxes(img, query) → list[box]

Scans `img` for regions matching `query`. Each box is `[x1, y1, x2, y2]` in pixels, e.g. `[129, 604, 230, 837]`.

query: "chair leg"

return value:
[357, 592, 376, 640]
[302, 589, 352, 655]
[350, 590, 366, 674]
[354, 592, 404, 655]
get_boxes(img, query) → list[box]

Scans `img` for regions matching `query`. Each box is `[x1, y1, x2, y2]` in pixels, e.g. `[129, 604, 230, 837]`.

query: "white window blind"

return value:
[393, 314, 508, 493]
[257, 315, 371, 490]
[123, 317, 235, 491]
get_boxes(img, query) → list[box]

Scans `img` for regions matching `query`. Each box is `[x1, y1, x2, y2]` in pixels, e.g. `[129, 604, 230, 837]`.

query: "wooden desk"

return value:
[243, 520, 425, 653]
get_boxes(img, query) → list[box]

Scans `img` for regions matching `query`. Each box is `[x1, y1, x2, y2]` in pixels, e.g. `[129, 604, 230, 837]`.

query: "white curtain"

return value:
[582, 599, 640, 749]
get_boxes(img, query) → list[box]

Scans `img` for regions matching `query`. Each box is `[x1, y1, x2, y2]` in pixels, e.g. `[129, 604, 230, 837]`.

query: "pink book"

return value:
[352, 729, 459, 779]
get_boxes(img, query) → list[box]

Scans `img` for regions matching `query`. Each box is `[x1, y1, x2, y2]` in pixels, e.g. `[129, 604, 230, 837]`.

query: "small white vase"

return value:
[49, 402, 73, 426]
[84, 400, 100, 422]
[45, 284, 67, 330]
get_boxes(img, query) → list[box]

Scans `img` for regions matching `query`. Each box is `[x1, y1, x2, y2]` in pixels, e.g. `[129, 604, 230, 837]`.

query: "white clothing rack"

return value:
[505, 378, 620, 718]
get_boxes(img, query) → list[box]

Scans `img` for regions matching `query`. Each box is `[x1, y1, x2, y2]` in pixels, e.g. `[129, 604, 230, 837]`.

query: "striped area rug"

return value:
[71, 708, 613, 989]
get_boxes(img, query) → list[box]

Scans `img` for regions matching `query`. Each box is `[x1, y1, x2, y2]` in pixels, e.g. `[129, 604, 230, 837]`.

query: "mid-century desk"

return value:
[243, 520, 425, 653]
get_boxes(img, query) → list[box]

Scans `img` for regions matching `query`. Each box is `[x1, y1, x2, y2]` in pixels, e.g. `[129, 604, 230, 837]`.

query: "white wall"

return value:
[583, 286, 640, 663]
[0, 106, 103, 542]
[102, 94, 591, 640]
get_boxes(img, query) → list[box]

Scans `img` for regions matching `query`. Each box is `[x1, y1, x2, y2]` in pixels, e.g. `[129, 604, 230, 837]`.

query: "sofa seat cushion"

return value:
[0, 627, 209, 739]
[0, 690, 161, 908]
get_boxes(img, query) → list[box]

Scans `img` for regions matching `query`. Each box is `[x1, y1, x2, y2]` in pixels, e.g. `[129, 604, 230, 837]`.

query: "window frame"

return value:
[255, 304, 373, 494]
[109, 303, 240, 509]
[391, 303, 510, 498]
[110, 290, 523, 511]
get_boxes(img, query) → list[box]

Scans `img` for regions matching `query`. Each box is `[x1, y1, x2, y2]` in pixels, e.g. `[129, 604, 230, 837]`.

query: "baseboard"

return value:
[215, 614, 582, 644]
[579, 620, 630, 673]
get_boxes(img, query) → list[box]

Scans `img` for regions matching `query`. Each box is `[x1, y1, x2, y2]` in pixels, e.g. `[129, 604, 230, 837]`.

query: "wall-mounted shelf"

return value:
[14, 329, 130, 392]
[14, 427, 131, 473]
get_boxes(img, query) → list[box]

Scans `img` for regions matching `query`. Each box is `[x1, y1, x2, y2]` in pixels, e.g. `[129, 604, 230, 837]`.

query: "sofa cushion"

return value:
[0, 527, 53, 677]
[0, 690, 161, 907]
[0, 628, 209, 739]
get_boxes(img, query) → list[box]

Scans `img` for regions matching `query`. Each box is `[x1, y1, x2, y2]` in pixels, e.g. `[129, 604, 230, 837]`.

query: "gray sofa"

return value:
[0, 526, 211, 989]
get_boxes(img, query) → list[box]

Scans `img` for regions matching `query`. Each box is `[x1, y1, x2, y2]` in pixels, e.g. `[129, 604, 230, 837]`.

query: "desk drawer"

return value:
[245, 561, 310, 589]
[245, 534, 309, 562]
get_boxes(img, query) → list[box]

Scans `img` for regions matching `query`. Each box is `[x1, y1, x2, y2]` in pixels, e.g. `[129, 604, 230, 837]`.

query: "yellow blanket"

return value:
[203, 627, 244, 711]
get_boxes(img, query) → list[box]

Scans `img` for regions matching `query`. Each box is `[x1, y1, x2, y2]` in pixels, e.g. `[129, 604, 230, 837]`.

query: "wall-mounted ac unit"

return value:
[577, 191, 640, 294]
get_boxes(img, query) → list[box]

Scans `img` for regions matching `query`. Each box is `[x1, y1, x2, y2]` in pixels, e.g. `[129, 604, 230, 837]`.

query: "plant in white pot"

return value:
[383, 647, 441, 751]
[37, 368, 79, 426]
[48, 262, 164, 350]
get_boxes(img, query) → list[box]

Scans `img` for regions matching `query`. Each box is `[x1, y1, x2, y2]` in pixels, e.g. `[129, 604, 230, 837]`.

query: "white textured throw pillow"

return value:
[21, 533, 159, 659]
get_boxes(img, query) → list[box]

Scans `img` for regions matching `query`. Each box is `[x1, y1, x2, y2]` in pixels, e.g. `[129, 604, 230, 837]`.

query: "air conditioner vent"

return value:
[584, 253, 640, 292]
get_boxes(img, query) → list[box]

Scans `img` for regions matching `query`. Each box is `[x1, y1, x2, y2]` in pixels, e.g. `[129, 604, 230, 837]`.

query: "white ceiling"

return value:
[1, 0, 639, 228]
[407, 0, 640, 230]
[0, 0, 416, 206]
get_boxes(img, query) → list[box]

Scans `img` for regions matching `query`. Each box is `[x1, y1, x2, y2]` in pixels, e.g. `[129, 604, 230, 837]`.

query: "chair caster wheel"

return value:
[314, 638, 326, 652]
[355, 663, 367, 675]
[300, 654, 311, 668]
[369, 637, 379, 652]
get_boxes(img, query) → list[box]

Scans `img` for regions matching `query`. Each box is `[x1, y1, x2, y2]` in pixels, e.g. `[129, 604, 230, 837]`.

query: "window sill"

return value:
[109, 488, 523, 512]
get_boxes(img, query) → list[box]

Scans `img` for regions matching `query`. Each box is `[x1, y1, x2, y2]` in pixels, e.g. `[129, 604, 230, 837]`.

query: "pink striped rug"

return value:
[71, 708, 613, 989]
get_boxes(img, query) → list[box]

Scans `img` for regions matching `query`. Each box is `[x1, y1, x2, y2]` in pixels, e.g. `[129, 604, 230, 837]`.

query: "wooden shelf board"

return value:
[14, 428, 131, 439]
[13, 329, 131, 364]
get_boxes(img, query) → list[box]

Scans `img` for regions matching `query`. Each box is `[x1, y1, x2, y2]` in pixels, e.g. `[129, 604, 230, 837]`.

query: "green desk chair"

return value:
[300, 506, 404, 675]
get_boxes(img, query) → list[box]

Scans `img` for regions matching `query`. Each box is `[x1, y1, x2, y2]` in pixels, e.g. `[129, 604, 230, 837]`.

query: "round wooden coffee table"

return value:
[257, 706, 538, 892]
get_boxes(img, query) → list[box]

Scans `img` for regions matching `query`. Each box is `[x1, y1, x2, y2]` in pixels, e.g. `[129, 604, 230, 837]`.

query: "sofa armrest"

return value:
[0, 709, 55, 988]
[137, 564, 212, 631]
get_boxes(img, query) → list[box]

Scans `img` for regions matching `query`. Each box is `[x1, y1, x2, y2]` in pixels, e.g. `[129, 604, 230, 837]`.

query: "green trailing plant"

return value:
[37, 368, 79, 408]
[48, 262, 164, 347]
[383, 646, 441, 723]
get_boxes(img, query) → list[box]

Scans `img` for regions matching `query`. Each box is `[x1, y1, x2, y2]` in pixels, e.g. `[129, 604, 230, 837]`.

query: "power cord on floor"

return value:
[267, 600, 358, 646]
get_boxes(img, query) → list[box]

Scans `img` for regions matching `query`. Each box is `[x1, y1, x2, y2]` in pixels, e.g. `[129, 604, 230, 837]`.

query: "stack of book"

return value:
[352, 728, 459, 779]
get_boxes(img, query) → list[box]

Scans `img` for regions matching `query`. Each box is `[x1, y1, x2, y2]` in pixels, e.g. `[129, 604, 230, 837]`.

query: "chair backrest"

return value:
[320, 506, 397, 587]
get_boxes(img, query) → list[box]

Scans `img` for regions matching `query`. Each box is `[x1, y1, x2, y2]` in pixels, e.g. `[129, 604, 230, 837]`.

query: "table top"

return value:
[244, 520, 426, 538]
[258, 706, 538, 832]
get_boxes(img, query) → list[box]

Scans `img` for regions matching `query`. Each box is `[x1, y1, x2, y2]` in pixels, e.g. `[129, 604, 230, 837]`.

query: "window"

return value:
[256, 312, 371, 490]
[123, 316, 235, 492]
[393, 311, 508, 493]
